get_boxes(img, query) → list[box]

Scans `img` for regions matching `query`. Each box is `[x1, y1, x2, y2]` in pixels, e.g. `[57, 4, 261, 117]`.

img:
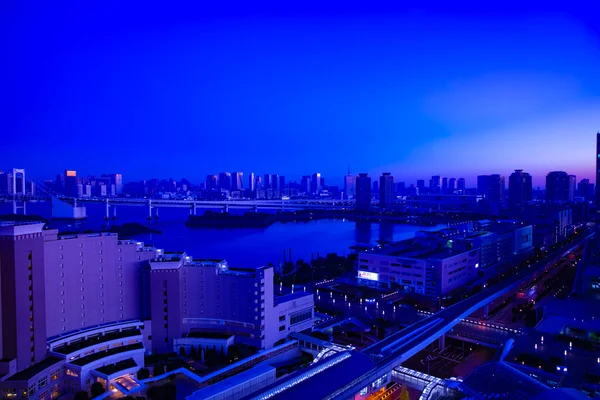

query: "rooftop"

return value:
[6, 357, 63, 382]
[94, 358, 137, 376]
[274, 291, 313, 306]
[186, 332, 234, 339]
[69, 343, 144, 367]
[53, 328, 142, 355]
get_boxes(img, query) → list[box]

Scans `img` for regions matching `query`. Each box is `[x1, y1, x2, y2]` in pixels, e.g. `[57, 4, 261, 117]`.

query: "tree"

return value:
[90, 382, 105, 398]
[74, 392, 89, 400]
[154, 363, 165, 376]
[399, 385, 410, 400]
[179, 346, 186, 356]
[137, 368, 150, 380]
[190, 345, 198, 359]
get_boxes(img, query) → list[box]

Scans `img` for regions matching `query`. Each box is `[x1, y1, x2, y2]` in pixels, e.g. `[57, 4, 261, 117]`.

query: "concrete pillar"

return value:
[148, 200, 152, 219]
[223, 204, 229, 213]
[439, 334, 446, 349]
[22, 201, 26, 215]
[12, 199, 17, 214]
[155, 208, 159, 218]
[105, 199, 110, 219]
[483, 304, 489, 318]
[113, 205, 117, 218]
[253, 205, 258, 213]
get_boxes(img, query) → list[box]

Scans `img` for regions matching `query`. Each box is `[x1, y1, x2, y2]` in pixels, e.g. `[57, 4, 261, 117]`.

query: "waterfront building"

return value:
[355, 173, 371, 211]
[457, 178, 466, 191]
[430, 175, 441, 193]
[206, 175, 218, 191]
[508, 169, 532, 209]
[64, 170, 78, 197]
[248, 172, 255, 192]
[311, 173, 321, 195]
[300, 176, 310, 194]
[379, 173, 394, 208]
[231, 172, 243, 191]
[546, 171, 570, 202]
[278, 176, 285, 194]
[577, 178, 593, 201]
[344, 175, 356, 199]
[478, 174, 505, 203]
[218, 172, 231, 191]
[448, 178, 456, 193]
[108, 173, 123, 195]
[569, 174, 576, 202]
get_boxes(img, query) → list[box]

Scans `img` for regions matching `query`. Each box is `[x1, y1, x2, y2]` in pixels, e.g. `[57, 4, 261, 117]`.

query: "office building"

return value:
[430, 175, 441, 193]
[379, 173, 394, 208]
[457, 178, 466, 191]
[263, 174, 272, 190]
[355, 173, 371, 210]
[231, 172, 243, 191]
[569, 175, 576, 201]
[508, 169, 532, 209]
[64, 170, 78, 197]
[441, 177, 448, 193]
[310, 173, 321, 195]
[344, 175, 357, 198]
[478, 174, 505, 202]
[278, 176, 285, 193]
[597, 132, 600, 205]
[108, 174, 123, 195]
[0, 171, 12, 194]
[218, 172, 231, 191]
[357, 240, 479, 297]
[448, 178, 456, 193]
[546, 171, 570, 202]
[577, 178, 592, 200]
[395, 182, 406, 196]
[372, 180, 379, 194]
[270, 174, 279, 191]
[206, 175, 218, 191]
[300, 176, 310, 194]
[148, 255, 314, 353]
[416, 180, 425, 190]
[248, 172, 255, 192]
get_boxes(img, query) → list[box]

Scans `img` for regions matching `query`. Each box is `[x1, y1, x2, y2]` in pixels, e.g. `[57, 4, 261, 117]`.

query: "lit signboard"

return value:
[358, 271, 379, 281]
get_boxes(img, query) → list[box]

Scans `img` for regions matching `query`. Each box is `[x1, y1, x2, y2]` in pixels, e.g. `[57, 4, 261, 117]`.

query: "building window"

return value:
[38, 377, 47, 389]
[279, 325, 285, 331]
[290, 310, 312, 325]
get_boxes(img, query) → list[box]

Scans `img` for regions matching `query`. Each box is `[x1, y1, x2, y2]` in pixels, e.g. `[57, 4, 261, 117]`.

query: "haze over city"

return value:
[2, 3, 600, 185]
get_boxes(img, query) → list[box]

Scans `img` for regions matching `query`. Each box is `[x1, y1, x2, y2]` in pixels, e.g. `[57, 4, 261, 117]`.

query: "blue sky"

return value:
[2, 2, 599, 187]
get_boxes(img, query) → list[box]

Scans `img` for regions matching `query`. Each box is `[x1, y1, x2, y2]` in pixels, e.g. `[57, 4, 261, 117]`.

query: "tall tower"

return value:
[379, 173, 394, 208]
[596, 133, 600, 205]
[356, 173, 372, 210]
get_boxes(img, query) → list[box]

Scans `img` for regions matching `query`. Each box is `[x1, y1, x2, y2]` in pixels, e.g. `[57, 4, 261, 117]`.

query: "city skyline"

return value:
[2, 4, 599, 185]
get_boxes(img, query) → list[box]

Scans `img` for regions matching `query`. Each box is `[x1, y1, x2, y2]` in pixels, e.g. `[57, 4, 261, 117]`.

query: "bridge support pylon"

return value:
[483, 304, 489, 319]
[438, 334, 446, 349]
[223, 205, 229, 213]
[105, 199, 110, 220]
[113, 205, 117, 219]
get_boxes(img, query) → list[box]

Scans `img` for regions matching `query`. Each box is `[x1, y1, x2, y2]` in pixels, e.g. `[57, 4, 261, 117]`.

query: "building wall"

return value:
[43, 232, 156, 338]
[0, 224, 48, 371]
[149, 261, 182, 354]
[265, 294, 314, 349]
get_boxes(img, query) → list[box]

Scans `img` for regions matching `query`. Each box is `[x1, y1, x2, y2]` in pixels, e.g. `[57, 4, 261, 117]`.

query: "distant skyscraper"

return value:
[416, 180, 425, 189]
[231, 172, 243, 191]
[344, 174, 357, 198]
[206, 175, 218, 191]
[442, 177, 448, 193]
[109, 173, 123, 194]
[263, 174, 272, 190]
[546, 171, 570, 202]
[379, 173, 394, 208]
[477, 175, 488, 196]
[457, 178, 466, 191]
[248, 172, 255, 192]
[448, 178, 456, 192]
[301, 176, 311, 194]
[431, 175, 441, 192]
[478, 174, 504, 202]
[396, 182, 406, 196]
[568, 175, 576, 202]
[271, 174, 279, 191]
[311, 173, 321, 195]
[578, 178, 591, 200]
[218, 172, 231, 190]
[64, 170, 78, 197]
[596, 132, 600, 205]
[508, 169, 532, 208]
[279, 176, 286, 192]
[356, 173, 371, 210]
[372, 180, 379, 194]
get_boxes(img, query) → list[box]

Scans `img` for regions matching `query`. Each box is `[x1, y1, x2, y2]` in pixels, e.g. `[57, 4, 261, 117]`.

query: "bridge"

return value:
[320, 231, 593, 399]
